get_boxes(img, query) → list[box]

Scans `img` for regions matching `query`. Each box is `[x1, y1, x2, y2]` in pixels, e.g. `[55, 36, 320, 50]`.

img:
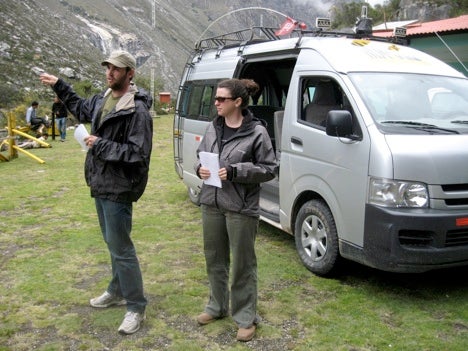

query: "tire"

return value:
[187, 186, 201, 205]
[294, 199, 340, 276]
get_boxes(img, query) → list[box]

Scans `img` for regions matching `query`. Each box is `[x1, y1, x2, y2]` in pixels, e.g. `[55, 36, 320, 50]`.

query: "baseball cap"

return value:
[101, 50, 136, 70]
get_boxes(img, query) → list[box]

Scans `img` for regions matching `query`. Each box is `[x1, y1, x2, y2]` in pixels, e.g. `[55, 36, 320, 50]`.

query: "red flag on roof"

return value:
[275, 17, 298, 36]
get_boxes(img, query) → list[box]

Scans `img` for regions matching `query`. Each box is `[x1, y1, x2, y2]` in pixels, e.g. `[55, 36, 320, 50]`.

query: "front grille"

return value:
[441, 184, 468, 192]
[429, 183, 468, 209]
[445, 198, 468, 206]
[399, 229, 468, 248]
[399, 230, 434, 247]
[446, 229, 468, 247]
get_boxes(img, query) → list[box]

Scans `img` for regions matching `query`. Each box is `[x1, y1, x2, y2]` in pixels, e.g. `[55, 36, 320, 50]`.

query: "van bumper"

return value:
[359, 204, 468, 272]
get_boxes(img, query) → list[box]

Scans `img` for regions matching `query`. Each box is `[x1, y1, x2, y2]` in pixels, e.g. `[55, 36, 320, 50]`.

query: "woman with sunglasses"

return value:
[195, 78, 277, 342]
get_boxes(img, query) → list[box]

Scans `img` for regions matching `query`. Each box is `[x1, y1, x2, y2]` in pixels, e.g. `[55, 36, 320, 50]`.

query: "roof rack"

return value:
[194, 27, 279, 50]
[194, 26, 409, 52]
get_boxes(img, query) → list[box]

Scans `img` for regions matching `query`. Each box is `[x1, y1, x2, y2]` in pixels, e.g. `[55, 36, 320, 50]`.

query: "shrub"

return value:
[0, 84, 23, 109]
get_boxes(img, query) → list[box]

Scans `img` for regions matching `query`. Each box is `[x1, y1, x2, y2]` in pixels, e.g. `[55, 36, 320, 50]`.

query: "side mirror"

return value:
[326, 110, 360, 140]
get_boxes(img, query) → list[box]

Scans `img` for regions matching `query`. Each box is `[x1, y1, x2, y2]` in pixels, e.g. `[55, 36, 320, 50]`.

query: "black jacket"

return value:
[52, 101, 68, 118]
[53, 78, 153, 203]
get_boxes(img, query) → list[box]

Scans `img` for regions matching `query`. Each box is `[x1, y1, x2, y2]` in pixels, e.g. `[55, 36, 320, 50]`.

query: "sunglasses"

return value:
[214, 96, 236, 103]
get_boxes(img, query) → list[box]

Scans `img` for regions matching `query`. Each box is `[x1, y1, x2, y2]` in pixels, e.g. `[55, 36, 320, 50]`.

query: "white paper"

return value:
[74, 124, 89, 151]
[199, 151, 221, 188]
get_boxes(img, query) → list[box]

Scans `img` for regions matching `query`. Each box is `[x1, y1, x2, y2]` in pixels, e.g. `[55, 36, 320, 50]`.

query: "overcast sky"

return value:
[367, 0, 384, 6]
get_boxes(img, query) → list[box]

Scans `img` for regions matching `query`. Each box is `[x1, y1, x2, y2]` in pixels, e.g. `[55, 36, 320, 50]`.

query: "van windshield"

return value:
[349, 73, 468, 134]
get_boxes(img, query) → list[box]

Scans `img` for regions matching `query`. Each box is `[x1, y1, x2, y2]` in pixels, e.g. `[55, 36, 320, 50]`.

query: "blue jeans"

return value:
[56, 117, 66, 140]
[95, 198, 147, 313]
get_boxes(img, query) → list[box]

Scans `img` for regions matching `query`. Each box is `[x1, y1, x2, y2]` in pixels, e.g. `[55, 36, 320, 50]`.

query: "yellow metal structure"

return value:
[0, 112, 51, 164]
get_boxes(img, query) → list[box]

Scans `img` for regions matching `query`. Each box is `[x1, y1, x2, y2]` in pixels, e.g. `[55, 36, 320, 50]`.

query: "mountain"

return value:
[0, 0, 334, 102]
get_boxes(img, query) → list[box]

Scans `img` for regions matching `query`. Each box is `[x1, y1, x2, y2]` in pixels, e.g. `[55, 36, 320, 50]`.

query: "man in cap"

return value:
[40, 50, 152, 335]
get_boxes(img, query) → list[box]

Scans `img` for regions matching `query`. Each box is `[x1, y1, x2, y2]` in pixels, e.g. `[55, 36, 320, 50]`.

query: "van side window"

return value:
[300, 78, 342, 128]
[201, 86, 214, 117]
[185, 83, 216, 121]
[300, 77, 362, 136]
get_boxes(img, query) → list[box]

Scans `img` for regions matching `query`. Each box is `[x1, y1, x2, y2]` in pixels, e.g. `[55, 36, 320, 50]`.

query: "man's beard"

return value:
[108, 75, 127, 91]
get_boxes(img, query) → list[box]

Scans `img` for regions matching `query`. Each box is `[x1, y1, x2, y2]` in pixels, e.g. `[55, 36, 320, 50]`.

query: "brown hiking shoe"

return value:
[196, 312, 215, 325]
[236, 325, 256, 342]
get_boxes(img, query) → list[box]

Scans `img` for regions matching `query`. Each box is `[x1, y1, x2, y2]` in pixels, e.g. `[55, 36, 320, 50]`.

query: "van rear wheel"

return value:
[295, 199, 340, 276]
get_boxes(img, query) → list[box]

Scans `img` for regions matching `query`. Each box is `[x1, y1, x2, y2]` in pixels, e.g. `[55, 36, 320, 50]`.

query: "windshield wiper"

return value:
[381, 120, 459, 134]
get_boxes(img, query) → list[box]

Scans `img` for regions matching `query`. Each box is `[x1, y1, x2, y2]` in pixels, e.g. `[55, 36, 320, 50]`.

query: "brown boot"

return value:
[236, 325, 256, 342]
[196, 312, 215, 325]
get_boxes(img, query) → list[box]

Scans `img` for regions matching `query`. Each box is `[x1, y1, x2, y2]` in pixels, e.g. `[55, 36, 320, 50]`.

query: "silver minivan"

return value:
[173, 24, 468, 275]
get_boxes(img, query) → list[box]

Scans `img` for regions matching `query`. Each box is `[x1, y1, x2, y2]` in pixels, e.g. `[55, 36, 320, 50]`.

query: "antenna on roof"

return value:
[354, 6, 373, 36]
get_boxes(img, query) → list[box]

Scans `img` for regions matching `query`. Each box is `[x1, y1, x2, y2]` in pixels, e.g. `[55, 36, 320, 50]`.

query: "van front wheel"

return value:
[294, 200, 340, 276]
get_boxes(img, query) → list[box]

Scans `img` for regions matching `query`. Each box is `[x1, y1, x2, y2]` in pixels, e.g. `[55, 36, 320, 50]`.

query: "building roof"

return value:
[373, 15, 468, 37]
[373, 20, 419, 31]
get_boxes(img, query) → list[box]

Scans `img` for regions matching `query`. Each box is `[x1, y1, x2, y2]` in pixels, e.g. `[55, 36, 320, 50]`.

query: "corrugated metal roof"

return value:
[373, 20, 419, 31]
[373, 15, 468, 37]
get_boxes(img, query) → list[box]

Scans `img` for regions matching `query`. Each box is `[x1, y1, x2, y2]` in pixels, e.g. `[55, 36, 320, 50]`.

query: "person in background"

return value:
[39, 50, 153, 335]
[17, 132, 49, 149]
[52, 95, 68, 142]
[26, 101, 46, 133]
[195, 78, 277, 342]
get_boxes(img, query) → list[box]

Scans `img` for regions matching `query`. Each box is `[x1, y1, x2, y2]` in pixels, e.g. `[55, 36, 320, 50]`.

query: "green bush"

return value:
[0, 84, 23, 109]
[72, 80, 100, 98]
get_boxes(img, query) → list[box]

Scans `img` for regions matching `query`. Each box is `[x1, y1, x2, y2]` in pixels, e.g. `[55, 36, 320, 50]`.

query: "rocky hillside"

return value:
[0, 0, 334, 101]
[0, 0, 458, 105]
[398, 0, 453, 21]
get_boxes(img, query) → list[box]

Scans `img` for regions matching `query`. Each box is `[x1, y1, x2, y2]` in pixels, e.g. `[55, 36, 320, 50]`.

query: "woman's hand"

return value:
[199, 166, 211, 180]
[218, 167, 228, 181]
[200, 166, 228, 180]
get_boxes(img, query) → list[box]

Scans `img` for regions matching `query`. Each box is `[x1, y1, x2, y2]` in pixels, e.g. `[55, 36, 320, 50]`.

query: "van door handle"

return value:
[291, 136, 303, 146]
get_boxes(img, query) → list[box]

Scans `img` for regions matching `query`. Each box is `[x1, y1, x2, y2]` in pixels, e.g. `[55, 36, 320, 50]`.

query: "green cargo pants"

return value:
[201, 204, 259, 328]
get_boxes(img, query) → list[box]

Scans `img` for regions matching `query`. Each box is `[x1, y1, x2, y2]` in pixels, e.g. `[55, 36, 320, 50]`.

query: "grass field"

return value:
[1, 116, 467, 351]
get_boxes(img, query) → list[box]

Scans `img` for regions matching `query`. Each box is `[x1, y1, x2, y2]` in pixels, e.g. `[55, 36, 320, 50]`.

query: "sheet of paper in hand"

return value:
[199, 151, 222, 188]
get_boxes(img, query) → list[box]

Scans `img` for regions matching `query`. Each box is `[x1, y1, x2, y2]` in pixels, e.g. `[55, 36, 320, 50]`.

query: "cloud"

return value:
[290, 0, 332, 14]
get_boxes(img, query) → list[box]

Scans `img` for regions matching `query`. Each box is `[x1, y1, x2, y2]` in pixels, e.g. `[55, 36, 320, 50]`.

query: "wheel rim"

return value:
[188, 186, 200, 203]
[188, 187, 198, 198]
[301, 214, 327, 261]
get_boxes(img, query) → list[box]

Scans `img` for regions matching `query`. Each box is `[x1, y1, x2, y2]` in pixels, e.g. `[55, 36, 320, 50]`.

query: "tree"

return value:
[72, 80, 100, 98]
[330, 1, 365, 29]
[330, 0, 402, 29]
[331, 0, 468, 29]
[451, 0, 468, 16]
[134, 74, 165, 106]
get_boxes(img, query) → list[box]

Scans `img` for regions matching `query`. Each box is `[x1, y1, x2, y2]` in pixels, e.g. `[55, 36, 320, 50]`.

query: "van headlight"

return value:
[368, 178, 428, 208]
